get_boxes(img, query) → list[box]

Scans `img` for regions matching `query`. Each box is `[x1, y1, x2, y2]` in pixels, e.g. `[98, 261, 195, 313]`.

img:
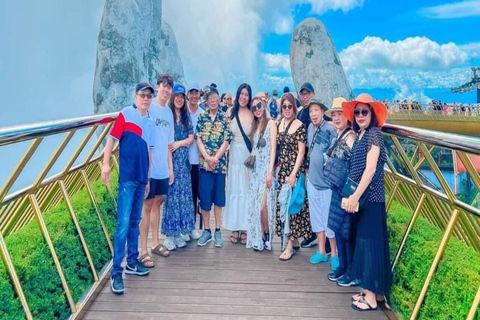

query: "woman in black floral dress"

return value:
[275, 93, 313, 261]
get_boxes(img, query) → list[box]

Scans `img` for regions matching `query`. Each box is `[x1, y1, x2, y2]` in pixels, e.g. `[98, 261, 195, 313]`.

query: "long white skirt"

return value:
[222, 141, 250, 231]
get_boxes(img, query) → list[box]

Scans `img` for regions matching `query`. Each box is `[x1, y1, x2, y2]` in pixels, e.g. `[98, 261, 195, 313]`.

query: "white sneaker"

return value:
[174, 235, 187, 248]
[181, 233, 191, 242]
[190, 230, 201, 240]
[164, 237, 177, 251]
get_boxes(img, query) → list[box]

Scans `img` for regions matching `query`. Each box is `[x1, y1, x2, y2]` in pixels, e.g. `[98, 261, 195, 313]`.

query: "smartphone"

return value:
[341, 197, 359, 212]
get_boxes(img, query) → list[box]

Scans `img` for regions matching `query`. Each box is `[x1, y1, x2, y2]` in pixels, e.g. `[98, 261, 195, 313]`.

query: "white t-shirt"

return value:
[188, 104, 202, 165]
[149, 99, 174, 179]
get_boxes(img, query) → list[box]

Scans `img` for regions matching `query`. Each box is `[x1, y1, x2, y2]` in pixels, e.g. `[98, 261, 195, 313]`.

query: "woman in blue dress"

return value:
[162, 84, 195, 251]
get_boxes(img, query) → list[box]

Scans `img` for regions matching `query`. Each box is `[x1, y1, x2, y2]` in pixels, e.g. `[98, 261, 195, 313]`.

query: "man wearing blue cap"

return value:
[102, 82, 155, 294]
[186, 83, 203, 240]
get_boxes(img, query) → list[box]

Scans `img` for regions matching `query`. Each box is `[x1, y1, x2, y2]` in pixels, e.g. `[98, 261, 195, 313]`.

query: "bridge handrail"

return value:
[0, 112, 119, 147]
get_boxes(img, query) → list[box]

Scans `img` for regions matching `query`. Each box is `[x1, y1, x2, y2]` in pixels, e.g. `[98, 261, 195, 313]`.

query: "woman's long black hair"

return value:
[169, 92, 190, 132]
[229, 83, 252, 120]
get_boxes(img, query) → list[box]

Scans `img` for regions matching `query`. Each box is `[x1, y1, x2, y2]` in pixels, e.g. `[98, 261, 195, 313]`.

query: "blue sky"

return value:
[1, 0, 480, 128]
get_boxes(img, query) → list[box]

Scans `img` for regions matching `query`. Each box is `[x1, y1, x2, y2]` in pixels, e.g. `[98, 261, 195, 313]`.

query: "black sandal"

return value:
[351, 297, 377, 312]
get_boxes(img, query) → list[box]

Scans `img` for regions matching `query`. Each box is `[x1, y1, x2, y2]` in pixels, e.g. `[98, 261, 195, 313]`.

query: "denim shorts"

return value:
[199, 170, 226, 211]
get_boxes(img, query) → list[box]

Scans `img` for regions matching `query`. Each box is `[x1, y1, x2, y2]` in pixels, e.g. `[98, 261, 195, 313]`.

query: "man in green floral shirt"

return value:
[195, 87, 232, 247]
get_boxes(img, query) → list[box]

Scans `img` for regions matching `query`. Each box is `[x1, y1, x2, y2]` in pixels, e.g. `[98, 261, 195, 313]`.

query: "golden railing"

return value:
[388, 109, 480, 122]
[0, 113, 119, 320]
[382, 124, 480, 320]
[0, 113, 479, 319]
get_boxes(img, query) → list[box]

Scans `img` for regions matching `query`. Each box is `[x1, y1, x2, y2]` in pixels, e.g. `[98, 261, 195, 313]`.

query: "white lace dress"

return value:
[246, 127, 277, 250]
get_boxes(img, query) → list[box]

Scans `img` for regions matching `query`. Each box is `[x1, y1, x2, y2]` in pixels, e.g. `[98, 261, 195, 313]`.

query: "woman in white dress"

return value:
[246, 97, 277, 251]
[222, 83, 254, 244]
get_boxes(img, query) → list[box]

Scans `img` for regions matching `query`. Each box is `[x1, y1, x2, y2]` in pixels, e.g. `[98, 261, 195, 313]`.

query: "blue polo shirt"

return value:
[110, 104, 154, 184]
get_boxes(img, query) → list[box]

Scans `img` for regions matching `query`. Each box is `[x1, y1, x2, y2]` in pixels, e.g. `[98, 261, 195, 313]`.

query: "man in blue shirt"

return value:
[102, 82, 156, 294]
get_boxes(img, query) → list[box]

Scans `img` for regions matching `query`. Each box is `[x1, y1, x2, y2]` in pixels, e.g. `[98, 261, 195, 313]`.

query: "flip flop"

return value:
[351, 292, 365, 302]
[139, 253, 155, 268]
[230, 233, 239, 244]
[240, 232, 247, 245]
[279, 247, 295, 261]
[351, 297, 378, 312]
[151, 244, 170, 257]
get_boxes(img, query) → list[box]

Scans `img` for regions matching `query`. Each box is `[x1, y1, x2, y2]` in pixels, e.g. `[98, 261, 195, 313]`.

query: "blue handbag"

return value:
[289, 173, 306, 215]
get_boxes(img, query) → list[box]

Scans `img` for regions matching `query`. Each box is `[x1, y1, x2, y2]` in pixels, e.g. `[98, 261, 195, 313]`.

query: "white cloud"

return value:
[459, 42, 480, 58]
[263, 53, 291, 73]
[274, 14, 294, 35]
[420, 0, 480, 19]
[340, 36, 469, 71]
[306, 0, 365, 14]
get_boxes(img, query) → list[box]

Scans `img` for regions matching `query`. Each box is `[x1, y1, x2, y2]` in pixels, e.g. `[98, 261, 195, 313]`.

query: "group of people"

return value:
[101, 73, 392, 312]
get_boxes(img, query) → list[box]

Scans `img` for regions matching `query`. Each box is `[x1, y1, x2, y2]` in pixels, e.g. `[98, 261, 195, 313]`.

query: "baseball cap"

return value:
[283, 86, 290, 93]
[173, 83, 186, 94]
[135, 82, 154, 93]
[272, 89, 278, 96]
[300, 82, 314, 93]
[187, 82, 200, 92]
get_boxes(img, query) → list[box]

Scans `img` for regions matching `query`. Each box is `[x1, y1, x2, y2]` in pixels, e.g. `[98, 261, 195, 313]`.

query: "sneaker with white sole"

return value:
[214, 230, 224, 248]
[197, 230, 212, 246]
[110, 274, 124, 294]
[181, 233, 191, 242]
[190, 230, 202, 240]
[174, 235, 187, 248]
[125, 261, 150, 276]
[164, 236, 177, 251]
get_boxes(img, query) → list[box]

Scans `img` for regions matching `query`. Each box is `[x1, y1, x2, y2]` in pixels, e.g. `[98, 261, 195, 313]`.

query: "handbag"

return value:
[324, 128, 353, 188]
[244, 129, 267, 169]
[275, 120, 294, 166]
[341, 165, 382, 210]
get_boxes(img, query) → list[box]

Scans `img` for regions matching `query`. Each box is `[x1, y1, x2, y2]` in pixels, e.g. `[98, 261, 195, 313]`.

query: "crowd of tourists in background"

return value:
[101, 72, 392, 312]
[384, 99, 480, 116]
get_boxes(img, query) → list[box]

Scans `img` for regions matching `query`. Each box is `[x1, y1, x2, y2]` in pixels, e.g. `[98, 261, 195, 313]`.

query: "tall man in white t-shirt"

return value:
[139, 74, 174, 266]
[186, 83, 203, 240]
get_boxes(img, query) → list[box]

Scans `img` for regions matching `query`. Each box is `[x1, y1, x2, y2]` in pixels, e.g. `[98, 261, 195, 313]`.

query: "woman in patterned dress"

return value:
[342, 93, 391, 311]
[161, 84, 195, 250]
[275, 93, 313, 261]
[246, 97, 277, 251]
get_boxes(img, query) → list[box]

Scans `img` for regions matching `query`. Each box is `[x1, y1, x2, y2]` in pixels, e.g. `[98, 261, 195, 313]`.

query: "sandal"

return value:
[279, 247, 295, 261]
[230, 232, 239, 244]
[151, 244, 170, 257]
[351, 297, 377, 312]
[351, 292, 365, 302]
[139, 253, 155, 268]
[240, 232, 247, 245]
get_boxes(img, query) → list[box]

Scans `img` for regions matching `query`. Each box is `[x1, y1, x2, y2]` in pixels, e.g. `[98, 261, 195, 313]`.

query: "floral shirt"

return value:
[195, 109, 232, 174]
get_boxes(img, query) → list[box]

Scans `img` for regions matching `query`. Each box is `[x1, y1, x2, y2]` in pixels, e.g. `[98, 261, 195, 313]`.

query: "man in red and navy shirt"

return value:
[102, 82, 155, 295]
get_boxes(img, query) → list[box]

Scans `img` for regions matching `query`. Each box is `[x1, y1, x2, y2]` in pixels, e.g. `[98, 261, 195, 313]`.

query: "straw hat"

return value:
[342, 93, 388, 127]
[324, 97, 347, 118]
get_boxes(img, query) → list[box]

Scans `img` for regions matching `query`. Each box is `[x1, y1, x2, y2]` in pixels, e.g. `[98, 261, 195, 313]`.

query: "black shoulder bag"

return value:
[341, 160, 382, 210]
[235, 115, 252, 153]
[275, 120, 294, 167]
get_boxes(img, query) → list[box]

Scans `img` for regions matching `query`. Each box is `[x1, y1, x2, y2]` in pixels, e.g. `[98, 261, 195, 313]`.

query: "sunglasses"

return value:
[252, 102, 263, 112]
[354, 109, 370, 117]
[282, 104, 293, 110]
[137, 93, 154, 99]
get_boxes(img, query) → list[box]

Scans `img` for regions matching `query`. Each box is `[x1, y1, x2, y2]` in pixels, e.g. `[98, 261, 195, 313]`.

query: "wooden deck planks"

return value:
[82, 218, 391, 320]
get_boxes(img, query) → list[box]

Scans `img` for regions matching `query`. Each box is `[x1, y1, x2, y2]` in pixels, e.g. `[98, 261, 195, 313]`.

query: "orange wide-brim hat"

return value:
[342, 93, 388, 127]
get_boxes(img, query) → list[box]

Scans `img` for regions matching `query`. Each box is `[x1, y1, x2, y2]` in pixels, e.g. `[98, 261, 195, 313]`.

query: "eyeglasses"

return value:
[224, 97, 232, 101]
[137, 93, 154, 99]
[282, 104, 293, 110]
[252, 102, 263, 112]
[354, 109, 370, 117]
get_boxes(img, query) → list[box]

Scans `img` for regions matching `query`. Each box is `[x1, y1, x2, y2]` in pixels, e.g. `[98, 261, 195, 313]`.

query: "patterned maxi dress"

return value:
[161, 116, 196, 236]
[246, 127, 277, 250]
[275, 124, 313, 240]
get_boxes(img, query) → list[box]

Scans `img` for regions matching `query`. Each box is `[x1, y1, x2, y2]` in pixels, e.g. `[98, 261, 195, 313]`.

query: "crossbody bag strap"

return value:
[278, 119, 294, 156]
[235, 115, 252, 153]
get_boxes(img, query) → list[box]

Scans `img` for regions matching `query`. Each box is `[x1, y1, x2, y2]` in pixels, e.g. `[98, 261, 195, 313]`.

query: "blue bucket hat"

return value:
[289, 173, 306, 215]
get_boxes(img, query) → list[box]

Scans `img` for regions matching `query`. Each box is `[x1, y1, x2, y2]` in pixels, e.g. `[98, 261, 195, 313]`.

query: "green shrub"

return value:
[0, 175, 117, 320]
[388, 201, 480, 320]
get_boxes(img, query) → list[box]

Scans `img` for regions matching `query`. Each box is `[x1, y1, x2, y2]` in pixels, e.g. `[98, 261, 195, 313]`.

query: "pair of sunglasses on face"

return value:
[252, 102, 263, 112]
[354, 108, 370, 117]
[137, 93, 154, 99]
[282, 104, 293, 110]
